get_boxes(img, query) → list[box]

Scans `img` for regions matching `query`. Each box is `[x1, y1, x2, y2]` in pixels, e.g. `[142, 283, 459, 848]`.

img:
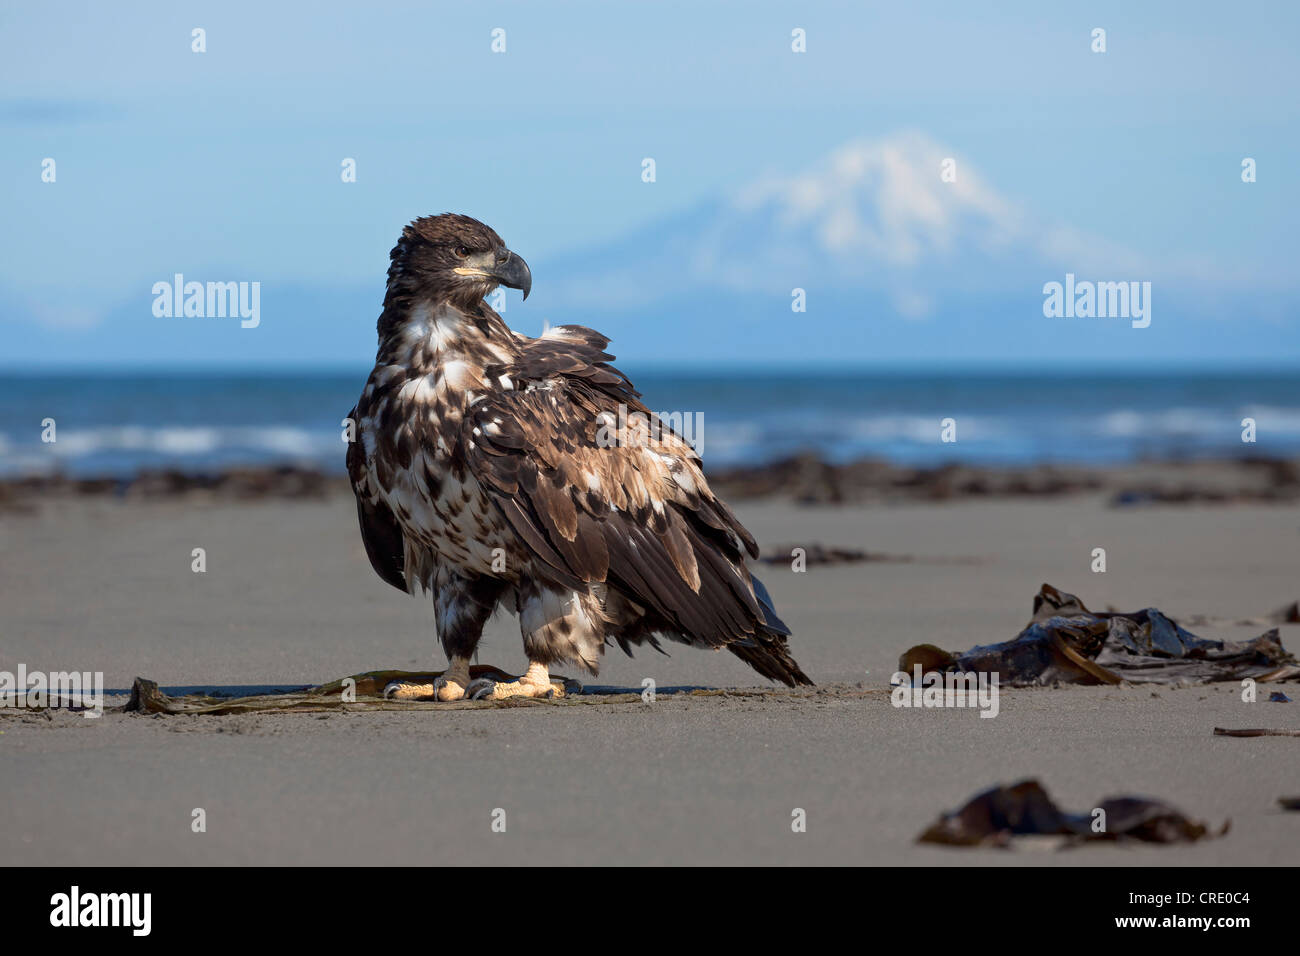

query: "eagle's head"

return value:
[388, 213, 532, 310]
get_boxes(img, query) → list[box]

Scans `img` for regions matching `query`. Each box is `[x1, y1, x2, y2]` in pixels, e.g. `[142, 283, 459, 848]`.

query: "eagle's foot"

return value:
[466, 661, 564, 701]
[383, 658, 471, 702]
[383, 680, 434, 701]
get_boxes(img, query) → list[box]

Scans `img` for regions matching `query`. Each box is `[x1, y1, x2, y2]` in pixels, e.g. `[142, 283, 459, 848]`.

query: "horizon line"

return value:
[3, 359, 1300, 377]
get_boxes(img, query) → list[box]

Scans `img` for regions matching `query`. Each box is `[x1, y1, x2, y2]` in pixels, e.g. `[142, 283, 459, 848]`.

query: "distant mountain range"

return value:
[7, 132, 1298, 366]
[551, 131, 1113, 307]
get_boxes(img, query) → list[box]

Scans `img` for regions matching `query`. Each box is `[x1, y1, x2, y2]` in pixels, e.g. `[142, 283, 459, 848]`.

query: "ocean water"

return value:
[0, 368, 1297, 478]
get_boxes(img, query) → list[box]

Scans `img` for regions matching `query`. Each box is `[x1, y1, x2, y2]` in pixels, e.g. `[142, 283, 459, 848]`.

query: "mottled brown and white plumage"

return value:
[347, 213, 810, 700]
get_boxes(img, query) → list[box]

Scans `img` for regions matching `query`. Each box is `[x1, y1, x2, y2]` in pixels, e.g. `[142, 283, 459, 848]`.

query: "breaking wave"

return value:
[1, 370, 1298, 476]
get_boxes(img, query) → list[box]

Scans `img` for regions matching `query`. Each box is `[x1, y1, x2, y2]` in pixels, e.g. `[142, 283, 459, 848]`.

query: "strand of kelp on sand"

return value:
[916, 779, 1232, 848]
[900, 583, 1300, 687]
[116, 670, 809, 715]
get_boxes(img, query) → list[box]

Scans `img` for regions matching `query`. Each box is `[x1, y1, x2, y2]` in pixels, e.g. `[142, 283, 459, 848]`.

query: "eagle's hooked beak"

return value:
[494, 250, 532, 300]
[456, 249, 532, 300]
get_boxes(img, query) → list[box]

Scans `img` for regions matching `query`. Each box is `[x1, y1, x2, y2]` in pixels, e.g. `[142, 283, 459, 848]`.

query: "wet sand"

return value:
[2, 493, 1297, 865]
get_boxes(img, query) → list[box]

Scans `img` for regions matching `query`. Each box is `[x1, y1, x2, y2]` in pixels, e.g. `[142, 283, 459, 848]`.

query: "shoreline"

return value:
[3, 453, 1298, 511]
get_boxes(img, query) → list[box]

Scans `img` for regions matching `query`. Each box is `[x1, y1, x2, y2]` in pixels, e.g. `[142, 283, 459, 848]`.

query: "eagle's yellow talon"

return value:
[383, 658, 471, 701]
[382, 680, 433, 700]
[431, 659, 471, 700]
[467, 662, 563, 700]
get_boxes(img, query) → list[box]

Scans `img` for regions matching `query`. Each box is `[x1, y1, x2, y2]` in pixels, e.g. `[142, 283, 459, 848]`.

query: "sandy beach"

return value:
[2, 482, 1297, 867]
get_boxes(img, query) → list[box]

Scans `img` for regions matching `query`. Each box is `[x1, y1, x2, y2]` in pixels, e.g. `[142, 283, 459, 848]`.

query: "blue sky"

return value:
[2, 0, 1298, 366]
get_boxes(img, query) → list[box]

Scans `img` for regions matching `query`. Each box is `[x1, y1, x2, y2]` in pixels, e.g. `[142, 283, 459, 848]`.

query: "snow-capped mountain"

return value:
[544, 132, 1138, 319]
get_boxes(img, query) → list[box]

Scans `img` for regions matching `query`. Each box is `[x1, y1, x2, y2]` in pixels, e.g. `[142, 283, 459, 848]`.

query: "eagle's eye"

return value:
[454, 245, 470, 259]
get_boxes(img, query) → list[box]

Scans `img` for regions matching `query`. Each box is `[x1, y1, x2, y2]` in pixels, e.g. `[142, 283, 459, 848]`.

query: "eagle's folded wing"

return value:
[346, 404, 408, 592]
[461, 371, 775, 652]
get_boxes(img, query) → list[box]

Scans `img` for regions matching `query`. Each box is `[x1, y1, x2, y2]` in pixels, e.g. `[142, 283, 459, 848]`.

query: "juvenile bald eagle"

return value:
[347, 213, 810, 700]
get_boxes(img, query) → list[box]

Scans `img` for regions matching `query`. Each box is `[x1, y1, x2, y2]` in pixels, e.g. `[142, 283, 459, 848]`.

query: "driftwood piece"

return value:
[1213, 727, 1300, 738]
[757, 544, 981, 567]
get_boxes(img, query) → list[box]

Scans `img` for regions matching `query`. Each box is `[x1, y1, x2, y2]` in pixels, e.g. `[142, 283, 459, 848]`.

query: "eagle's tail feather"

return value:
[726, 634, 813, 687]
[750, 573, 792, 636]
[725, 569, 811, 686]
[719, 572, 806, 686]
